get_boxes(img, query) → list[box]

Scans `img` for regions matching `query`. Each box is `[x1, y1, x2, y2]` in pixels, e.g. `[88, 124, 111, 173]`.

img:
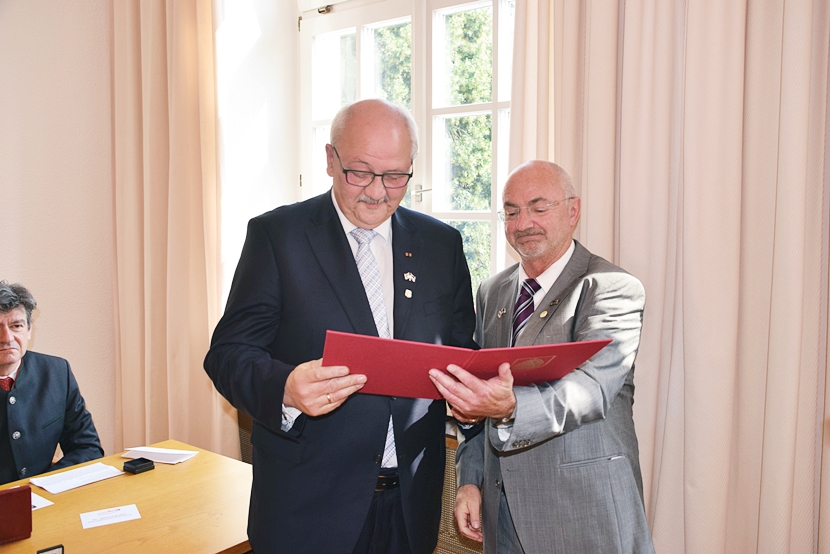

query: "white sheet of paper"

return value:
[31, 491, 53, 510]
[30, 462, 124, 494]
[122, 446, 199, 464]
[80, 504, 141, 529]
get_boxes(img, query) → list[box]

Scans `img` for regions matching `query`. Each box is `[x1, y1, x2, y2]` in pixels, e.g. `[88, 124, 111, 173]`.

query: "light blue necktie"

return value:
[350, 228, 397, 468]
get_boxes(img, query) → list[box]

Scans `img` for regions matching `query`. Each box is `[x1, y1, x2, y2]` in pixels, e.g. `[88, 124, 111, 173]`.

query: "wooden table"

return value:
[0, 440, 252, 553]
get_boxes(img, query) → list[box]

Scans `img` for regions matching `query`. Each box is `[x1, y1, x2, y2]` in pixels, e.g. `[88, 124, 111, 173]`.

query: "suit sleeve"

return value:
[54, 361, 103, 470]
[492, 271, 645, 452]
[454, 283, 488, 488]
[204, 217, 296, 434]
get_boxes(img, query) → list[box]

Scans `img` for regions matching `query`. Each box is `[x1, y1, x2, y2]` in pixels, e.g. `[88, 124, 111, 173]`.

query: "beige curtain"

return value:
[112, 0, 239, 459]
[512, 0, 830, 551]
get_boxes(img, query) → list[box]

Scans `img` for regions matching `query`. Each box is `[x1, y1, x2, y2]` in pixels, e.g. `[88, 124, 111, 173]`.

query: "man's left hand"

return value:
[429, 362, 516, 422]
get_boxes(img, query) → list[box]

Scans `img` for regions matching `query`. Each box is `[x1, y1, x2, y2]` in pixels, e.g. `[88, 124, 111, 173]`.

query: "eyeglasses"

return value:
[331, 146, 413, 189]
[497, 198, 574, 222]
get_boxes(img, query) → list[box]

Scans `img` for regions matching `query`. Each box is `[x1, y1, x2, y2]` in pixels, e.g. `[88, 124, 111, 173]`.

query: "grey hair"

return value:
[551, 163, 577, 199]
[330, 99, 420, 160]
[0, 281, 37, 328]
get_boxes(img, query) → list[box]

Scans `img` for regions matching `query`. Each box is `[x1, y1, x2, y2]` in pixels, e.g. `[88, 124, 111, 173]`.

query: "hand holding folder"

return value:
[321, 330, 611, 399]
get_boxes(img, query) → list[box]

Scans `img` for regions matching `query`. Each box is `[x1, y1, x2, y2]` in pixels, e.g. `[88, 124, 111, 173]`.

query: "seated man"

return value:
[0, 281, 103, 484]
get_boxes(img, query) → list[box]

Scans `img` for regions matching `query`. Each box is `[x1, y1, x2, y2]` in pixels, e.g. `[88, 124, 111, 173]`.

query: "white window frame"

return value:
[298, 0, 512, 278]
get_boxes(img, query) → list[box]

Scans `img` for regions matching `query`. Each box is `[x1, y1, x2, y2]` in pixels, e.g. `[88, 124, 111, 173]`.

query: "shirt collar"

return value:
[519, 239, 576, 294]
[331, 189, 392, 244]
[2, 357, 21, 382]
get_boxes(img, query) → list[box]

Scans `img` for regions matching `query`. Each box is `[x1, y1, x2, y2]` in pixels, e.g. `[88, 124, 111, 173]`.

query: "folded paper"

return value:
[321, 330, 611, 399]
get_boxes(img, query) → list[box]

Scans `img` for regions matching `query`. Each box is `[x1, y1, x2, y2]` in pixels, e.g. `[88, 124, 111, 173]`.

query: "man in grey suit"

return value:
[430, 161, 655, 553]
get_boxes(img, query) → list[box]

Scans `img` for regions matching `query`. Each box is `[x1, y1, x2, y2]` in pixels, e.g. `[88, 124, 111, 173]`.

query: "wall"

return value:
[0, 1, 116, 453]
[0, 0, 303, 456]
[216, 0, 301, 302]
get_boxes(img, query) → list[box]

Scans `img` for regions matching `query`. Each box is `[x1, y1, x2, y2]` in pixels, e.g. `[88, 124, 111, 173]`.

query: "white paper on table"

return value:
[30, 462, 124, 494]
[31, 491, 53, 510]
[80, 504, 141, 529]
[122, 446, 199, 464]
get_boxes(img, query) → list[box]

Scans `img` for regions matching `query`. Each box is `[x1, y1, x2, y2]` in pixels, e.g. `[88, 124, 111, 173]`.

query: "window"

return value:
[300, 0, 515, 292]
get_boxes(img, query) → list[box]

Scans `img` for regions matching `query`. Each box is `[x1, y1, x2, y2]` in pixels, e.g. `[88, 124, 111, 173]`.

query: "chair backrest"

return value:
[435, 433, 483, 554]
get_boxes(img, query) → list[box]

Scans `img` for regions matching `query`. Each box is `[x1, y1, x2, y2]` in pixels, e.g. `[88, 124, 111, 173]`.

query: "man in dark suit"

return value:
[0, 281, 103, 485]
[430, 161, 654, 553]
[204, 99, 476, 554]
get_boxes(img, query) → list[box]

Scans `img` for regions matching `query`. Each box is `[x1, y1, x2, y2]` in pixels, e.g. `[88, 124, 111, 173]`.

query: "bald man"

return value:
[430, 161, 654, 553]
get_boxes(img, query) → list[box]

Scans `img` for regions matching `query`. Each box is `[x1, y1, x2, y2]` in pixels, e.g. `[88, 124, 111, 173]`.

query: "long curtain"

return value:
[512, 0, 830, 551]
[112, 0, 239, 459]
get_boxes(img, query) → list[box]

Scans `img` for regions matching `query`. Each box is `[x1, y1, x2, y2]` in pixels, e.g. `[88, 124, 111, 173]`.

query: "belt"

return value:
[375, 473, 400, 492]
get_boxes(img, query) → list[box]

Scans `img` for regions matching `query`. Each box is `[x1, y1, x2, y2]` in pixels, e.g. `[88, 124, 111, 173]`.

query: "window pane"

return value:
[399, 187, 412, 208]
[366, 20, 412, 108]
[445, 220, 491, 294]
[312, 29, 356, 120]
[312, 125, 331, 195]
[433, 113, 492, 212]
[434, 3, 493, 107]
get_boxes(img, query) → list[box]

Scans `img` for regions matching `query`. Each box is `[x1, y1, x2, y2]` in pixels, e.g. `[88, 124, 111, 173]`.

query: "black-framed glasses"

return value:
[331, 146, 413, 189]
[497, 198, 574, 222]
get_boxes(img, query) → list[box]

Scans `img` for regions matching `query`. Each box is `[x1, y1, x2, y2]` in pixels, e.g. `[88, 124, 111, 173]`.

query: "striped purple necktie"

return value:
[511, 278, 542, 346]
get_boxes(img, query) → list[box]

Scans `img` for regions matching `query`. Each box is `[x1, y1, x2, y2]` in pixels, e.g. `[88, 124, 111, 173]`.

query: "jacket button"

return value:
[19, 467, 26, 476]
[8, 396, 15, 404]
[11, 431, 20, 440]
[495, 479, 501, 488]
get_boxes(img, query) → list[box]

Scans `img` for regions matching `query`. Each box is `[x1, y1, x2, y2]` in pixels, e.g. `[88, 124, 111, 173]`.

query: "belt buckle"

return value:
[375, 473, 400, 492]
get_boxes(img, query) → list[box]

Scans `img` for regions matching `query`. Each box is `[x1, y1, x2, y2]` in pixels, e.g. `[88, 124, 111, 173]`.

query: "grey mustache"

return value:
[358, 194, 390, 204]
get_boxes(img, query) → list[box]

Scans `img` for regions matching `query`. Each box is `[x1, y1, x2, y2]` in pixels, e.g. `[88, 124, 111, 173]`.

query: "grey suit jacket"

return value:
[457, 241, 654, 554]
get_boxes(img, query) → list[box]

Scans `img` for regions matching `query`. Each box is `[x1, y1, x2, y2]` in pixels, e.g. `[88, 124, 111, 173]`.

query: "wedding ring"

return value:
[327, 393, 332, 403]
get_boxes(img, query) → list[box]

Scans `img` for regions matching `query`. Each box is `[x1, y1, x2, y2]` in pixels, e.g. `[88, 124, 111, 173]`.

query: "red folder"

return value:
[0, 485, 32, 545]
[321, 330, 612, 399]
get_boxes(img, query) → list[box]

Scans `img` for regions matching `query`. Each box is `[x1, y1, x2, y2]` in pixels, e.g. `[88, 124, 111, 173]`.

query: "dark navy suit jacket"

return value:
[0, 351, 103, 484]
[204, 191, 476, 554]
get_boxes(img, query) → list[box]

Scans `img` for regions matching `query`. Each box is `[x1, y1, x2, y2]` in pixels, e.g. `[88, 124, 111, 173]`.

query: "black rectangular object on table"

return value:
[124, 457, 155, 474]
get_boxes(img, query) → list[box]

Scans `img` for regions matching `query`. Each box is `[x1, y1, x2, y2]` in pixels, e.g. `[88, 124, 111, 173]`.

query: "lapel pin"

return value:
[540, 311, 548, 318]
[404, 272, 416, 282]
[550, 300, 559, 306]
[405, 252, 413, 257]
[497, 308, 507, 318]
[405, 289, 412, 298]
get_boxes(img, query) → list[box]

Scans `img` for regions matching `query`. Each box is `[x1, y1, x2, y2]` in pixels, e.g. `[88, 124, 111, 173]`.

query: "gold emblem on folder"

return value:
[511, 356, 557, 371]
